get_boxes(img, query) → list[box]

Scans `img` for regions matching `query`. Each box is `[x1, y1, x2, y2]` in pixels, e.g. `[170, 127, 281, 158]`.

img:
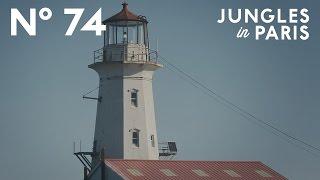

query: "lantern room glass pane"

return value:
[116, 27, 126, 44]
[107, 25, 116, 44]
[138, 25, 144, 45]
[128, 26, 137, 44]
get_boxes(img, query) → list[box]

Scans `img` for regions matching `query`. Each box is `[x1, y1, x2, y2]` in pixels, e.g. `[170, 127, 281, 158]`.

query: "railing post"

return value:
[94, 51, 96, 64]
[84, 167, 88, 180]
[156, 51, 158, 63]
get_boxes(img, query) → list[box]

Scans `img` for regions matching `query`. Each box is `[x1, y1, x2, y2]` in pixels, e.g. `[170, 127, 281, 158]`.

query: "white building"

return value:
[89, 2, 161, 166]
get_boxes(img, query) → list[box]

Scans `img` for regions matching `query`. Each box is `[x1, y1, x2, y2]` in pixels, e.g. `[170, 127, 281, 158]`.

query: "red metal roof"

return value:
[105, 159, 287, 180]
[103, 3, 147, 24]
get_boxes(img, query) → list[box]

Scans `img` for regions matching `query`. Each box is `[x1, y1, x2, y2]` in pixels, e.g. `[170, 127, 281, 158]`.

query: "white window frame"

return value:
[130, 129, 140, 147]
[151, 135, 155, 147]
[130, 89, 138, 107]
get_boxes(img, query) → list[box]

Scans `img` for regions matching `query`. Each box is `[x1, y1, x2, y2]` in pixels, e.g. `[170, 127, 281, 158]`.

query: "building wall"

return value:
[123, 64, 159, 160]
[142, 77, 159, 159]
[92, 64, 124, 165]
[90, 62, 160, 163]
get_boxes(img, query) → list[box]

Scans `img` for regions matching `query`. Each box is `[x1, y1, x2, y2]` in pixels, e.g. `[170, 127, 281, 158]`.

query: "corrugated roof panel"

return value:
[127, 169, 143, 176]
[192, 169, 209, 177]
[105, 159, 287, 180]
[160, 169, 177, 176]
[223, 170, 241, 177]
[255, 170, 273, 177]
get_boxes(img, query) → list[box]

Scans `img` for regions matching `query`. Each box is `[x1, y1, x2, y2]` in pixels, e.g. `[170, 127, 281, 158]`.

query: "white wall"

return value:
[90, 61, 161, 164]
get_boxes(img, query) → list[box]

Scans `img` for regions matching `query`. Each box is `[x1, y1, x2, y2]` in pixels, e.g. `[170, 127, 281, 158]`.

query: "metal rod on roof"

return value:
[156, 38, 159, 62]
[156, 38, 158, 52]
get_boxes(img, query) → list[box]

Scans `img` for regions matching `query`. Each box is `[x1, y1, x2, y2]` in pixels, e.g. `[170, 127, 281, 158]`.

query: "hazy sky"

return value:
[0, 0, 319, 179]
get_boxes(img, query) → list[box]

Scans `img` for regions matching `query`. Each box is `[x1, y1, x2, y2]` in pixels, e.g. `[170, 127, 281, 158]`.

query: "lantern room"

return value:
[103, 3, 149, 47]
[96, 3, 153, 62]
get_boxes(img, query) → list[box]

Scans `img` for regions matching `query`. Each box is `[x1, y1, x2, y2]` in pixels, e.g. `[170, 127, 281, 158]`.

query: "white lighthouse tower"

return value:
[89, 3, 162, 165]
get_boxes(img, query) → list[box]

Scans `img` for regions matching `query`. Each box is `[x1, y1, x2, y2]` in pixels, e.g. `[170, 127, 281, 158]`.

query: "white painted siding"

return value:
[90, 44, 161, 166]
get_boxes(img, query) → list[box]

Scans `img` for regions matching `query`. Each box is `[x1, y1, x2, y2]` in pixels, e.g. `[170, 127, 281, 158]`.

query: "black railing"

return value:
[93, 48, 159, 64]
[158, 142, 177, 160]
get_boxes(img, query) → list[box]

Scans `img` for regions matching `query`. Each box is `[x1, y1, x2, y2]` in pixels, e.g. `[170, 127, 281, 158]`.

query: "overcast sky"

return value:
[0, 0, 319, 179]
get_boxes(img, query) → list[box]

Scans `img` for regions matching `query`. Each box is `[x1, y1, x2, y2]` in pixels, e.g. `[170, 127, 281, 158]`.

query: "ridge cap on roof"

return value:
[104, 159, 262, 163]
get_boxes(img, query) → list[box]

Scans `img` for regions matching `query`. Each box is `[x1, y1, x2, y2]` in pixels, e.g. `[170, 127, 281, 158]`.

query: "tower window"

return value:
[130, 89, 138, 107]
[130, 129, 140, 147]
[151, 135, 155, 147]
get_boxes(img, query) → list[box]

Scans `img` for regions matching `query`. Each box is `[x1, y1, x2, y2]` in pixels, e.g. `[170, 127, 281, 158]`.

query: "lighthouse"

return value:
[89, 2, 161, 165]
[74, 3, 287, 180]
